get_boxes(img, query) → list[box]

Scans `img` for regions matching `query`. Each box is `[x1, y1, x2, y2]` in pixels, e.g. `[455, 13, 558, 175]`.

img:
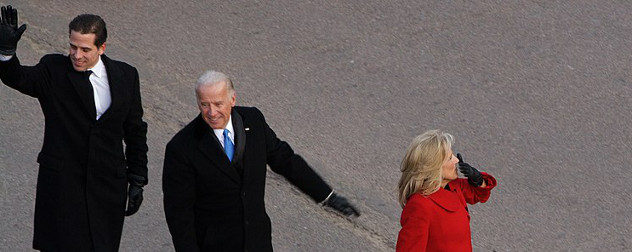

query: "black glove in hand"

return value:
[324, 193, 360, 217]
[125, 185, 143, 216]
[457, 153, 484, 187]
[0, 5, 27, 55]
[124, 174, 147, 216]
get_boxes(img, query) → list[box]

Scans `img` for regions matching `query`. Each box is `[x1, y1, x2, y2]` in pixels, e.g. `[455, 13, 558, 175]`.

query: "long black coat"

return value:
[0, 54, 148, 251]
[163, 107, 332, 252]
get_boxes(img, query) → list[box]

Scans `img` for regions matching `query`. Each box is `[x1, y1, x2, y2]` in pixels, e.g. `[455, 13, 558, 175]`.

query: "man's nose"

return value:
[209, 106, 218, 116]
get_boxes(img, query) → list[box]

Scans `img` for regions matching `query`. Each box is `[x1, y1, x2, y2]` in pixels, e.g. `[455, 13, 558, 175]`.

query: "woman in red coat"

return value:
[396, 130, 497, 252]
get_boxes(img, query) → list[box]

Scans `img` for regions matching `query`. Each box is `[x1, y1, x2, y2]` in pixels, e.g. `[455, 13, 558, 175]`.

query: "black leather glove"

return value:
[125, 174, 146, 216]
[323, 192, 360, 217]
[0, 5, 27, 55]
[457, 153, 484, 187]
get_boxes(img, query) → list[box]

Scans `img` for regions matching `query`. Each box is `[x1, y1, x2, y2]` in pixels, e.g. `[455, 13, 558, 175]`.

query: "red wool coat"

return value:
[396, 173, 497, 252]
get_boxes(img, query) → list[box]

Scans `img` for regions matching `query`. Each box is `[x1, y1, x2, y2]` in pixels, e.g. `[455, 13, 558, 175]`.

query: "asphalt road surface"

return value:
[1, 1, 631, 251]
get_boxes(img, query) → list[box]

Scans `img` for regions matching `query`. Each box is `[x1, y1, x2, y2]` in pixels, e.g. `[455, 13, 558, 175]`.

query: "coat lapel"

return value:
[428, 188, 462, 212]
[68, 70, 96, 120]
[231, 110, 247, 166]
[196, 116, 241, 184]
[231, 110, 248, 178]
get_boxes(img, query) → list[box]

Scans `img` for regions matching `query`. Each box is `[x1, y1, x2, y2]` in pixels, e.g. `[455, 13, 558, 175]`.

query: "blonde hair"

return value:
[397, 130, 454, 208]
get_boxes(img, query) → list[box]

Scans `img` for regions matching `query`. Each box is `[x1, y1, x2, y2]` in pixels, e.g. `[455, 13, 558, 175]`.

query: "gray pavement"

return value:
[1, 0, 631, 251]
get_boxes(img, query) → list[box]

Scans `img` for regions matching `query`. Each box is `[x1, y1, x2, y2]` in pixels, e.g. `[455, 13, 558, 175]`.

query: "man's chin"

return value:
[72, 64, 87, 72]
[204, 119, 223, 129]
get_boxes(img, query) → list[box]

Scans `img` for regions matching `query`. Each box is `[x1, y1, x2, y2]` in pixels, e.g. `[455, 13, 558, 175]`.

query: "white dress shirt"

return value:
[213, 116, 234, 148]
[87, 56, 111, 120]
[0, 54, 12, 61]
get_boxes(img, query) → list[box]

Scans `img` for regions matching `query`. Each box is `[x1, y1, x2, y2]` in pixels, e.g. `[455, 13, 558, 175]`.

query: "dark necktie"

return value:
[82, 70, 96, 118]
[223, 129, 234, 162]
[84, 70, 93, 79]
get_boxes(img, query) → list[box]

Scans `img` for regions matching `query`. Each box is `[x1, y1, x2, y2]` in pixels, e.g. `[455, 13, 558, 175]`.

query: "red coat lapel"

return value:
[428, 187, 463, 212]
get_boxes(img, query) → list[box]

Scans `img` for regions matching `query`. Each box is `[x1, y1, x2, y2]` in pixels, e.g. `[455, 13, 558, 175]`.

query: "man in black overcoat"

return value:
[163, 71, 360, 251]
[0, 6, 148, 251]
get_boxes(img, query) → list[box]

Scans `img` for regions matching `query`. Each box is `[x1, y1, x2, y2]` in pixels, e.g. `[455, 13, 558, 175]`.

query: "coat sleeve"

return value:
[0, 54, 51, 98]
[162, 141, 200, 252]
[459, 172, 497, 204]
[396, 195, 429, 252]
[123, 67, 149, 182]
[256, 108, 332, 202]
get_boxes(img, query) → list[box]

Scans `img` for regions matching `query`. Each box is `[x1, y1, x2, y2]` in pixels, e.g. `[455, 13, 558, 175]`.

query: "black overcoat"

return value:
[0, 54, 148, 251]
[163, 107, 332, 252]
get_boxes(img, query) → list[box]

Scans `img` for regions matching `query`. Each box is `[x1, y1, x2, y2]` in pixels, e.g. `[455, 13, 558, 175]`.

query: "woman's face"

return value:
[441, 150, 459, 183]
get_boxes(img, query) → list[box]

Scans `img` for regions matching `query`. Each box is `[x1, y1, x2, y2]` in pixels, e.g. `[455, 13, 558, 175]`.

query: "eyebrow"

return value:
[69, 42, 93, 50]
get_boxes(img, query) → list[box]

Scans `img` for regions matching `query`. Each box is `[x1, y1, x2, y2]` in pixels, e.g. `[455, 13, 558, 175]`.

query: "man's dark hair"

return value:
[68, 14, 107, 47]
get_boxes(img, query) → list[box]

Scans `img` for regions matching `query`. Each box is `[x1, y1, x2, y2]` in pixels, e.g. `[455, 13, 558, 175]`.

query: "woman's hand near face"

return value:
[456, 153, 484, 187]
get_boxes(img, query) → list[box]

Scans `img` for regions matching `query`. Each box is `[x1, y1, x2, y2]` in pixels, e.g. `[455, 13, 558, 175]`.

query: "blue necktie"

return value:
[223, 129, 234, 162]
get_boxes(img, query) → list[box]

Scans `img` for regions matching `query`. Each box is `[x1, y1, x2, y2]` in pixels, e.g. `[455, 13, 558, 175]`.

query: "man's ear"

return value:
[230, 93, 236, 107]
[98, 43, 106, 55]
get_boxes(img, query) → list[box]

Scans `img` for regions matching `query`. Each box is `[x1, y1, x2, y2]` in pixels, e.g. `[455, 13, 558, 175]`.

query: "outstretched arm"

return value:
[0, 5, 50, 98]
[259, 108, 360, 217]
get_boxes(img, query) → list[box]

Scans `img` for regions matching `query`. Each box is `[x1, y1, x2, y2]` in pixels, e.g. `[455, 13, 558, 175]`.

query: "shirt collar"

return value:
[87, 55, 106, 78]
[225, 116, 234, 135]
[213, 116, 234, 142]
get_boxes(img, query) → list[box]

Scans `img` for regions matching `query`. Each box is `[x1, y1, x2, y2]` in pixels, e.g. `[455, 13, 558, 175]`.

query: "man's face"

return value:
[69, 30, 105, 72]
[196, 81, 236, 129]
